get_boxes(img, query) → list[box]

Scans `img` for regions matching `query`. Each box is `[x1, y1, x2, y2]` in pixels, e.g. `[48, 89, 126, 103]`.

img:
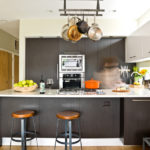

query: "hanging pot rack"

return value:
[59, 0, 105, 16]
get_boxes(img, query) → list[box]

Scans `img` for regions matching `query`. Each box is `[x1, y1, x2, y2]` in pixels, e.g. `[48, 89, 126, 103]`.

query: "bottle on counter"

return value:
[40, 75, 45, 94]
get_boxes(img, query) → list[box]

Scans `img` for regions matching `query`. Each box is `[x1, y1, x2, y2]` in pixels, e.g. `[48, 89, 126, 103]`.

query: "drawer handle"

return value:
[129, 56, 136, 59]
[103, 101, 111, 107]
[132, 99, 150, 102]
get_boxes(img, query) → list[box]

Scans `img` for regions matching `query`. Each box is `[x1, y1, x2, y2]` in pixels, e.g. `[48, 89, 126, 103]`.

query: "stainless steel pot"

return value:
[88, 16, 103, 41]
[61, 16, 70, 41]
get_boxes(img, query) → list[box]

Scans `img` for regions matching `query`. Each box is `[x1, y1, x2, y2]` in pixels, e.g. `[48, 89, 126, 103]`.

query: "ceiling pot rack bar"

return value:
[60, 14, 103, 16]
[59, 0, 105, 16]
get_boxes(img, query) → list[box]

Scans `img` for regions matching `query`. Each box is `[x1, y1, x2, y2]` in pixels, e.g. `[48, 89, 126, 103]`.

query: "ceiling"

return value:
[0, 0, 150, 38]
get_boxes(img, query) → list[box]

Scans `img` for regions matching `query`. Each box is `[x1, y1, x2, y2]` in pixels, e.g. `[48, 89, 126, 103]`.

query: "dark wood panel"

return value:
[0, 97, 120, 138]
[79, 98, 120, 137]
[59, 38, 85, 54]
[97, 38, 111, 71]
[124, 98, 150, 145]
[0, 98, 40, 137]
[85, 39, 98, 80]
[39, 98, 80, 137]
[26, 37, 134, 86]
[26, 38, 59, 88]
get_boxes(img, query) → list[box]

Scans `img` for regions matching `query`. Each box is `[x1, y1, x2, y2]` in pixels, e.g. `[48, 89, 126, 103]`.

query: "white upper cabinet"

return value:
[125, 37, 142, 62]
[125, 36, 150, 63]
[141, 37, 150, 58]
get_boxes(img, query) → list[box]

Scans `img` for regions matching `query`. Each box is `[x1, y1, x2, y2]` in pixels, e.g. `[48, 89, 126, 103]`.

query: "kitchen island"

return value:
[0, 88, 150, 146]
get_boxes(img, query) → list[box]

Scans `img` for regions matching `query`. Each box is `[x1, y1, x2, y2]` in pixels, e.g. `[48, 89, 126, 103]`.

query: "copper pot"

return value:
[85, 78, 101, 89]
[68, 25, 82, 42]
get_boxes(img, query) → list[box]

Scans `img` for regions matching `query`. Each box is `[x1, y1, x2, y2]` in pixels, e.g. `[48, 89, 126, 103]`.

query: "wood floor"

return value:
[0, 146, 143, 150]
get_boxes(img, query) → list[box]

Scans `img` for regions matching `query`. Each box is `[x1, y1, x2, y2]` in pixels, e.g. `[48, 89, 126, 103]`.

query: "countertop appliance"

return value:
[59, 54, 85, 89]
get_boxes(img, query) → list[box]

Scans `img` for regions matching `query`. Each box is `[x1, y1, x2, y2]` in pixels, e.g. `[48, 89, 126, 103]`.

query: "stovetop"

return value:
[58, 88, 105, 95]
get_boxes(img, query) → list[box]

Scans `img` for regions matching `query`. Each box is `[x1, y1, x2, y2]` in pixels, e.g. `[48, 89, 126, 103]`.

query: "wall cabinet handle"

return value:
[57, 64, 58, 80]
[129, 56, 136, 59]
[132, 99, 150, 102]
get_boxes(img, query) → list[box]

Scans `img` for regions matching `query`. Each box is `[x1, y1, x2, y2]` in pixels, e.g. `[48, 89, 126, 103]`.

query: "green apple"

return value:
[14, 83, 18, 87]
[29, 80, 34, 84]
[26, 80, 30, 84]
[22, 80, 26, 85]
[24, 85, 28, 87]
[18, 84, 23, 87]
[29, 83, 34, 87]
[18, 81, 22, 85]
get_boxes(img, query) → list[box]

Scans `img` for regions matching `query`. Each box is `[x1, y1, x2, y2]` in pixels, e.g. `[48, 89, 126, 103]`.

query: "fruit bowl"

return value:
[14, 84, 38, 92]
[13, 80, 38, 92]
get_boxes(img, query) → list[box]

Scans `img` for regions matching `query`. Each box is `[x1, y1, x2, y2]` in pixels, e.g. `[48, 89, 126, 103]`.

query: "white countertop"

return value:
[0, 88, 150, 98]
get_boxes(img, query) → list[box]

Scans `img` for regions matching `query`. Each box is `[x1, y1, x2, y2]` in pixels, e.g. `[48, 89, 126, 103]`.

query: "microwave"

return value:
[59, 54, 85, 72]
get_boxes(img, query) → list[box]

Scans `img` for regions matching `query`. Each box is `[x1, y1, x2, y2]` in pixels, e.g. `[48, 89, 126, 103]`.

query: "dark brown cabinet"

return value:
[26, 38, 59, 88]
[79, 98, 120, 138]
[124, 98, 150, 145]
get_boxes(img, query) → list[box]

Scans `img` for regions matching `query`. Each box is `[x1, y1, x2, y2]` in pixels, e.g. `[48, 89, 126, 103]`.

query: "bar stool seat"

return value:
[12, 110, 34, 118]
[54, 110, 82, 150]
[56, 111, 80, 120]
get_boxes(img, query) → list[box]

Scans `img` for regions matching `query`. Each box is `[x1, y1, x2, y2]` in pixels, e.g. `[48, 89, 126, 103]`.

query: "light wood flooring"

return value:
[0, 146, 143, 150]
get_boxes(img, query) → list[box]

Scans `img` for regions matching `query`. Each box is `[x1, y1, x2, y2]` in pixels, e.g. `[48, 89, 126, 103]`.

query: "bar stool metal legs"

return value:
[21, 119, 26, 150]
[143, 137, 150, 150]
[65, 120, 68, 150]
[54, 118, 82, 150]
[10, 117, 38, 150]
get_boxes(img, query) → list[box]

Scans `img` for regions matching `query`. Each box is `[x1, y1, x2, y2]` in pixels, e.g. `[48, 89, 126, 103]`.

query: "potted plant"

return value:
[132, 66, 147, 85]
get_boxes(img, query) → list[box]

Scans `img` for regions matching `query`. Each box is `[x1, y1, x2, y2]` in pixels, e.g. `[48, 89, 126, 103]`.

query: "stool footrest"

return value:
[11, 131, 36, 142]
[56, 132, 81, 145]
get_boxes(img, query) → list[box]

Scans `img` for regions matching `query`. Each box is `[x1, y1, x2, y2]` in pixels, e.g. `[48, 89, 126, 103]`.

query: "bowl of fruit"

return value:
[13, 80, 38, 92]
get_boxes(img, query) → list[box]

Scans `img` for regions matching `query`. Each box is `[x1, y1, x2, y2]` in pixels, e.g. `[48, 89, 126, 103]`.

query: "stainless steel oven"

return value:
[59, 54, 85, 89]
[59, 73, 85, 89]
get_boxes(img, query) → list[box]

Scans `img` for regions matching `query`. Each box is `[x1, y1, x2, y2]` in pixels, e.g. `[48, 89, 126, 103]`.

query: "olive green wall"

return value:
[137, 61, 150, 67]
[0, 29, 18, 52]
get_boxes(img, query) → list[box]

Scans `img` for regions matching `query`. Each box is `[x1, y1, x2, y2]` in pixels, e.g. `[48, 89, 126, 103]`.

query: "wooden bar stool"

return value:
[54, 110, 82, 150]
[10, 110, 38, 150]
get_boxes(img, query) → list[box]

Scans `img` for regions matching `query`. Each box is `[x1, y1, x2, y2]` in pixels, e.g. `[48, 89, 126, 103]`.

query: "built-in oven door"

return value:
[63, 78, 81, 89]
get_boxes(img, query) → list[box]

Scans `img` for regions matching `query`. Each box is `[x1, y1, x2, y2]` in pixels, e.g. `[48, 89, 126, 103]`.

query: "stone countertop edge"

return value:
[0, 88, 150, 98]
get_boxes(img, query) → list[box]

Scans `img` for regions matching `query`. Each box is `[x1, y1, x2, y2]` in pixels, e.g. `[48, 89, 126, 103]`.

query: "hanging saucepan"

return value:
[61, 16, 70, 41]
[69, 16, 81, 26]
[88, 15, 103, 41]
[76, 14, 89, 34]
[68, 17, 82, 42]
[85, 78, 101, 89]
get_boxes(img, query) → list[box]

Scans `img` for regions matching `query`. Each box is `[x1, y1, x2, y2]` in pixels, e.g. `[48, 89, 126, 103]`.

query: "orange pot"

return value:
[85, 78, 101, 89]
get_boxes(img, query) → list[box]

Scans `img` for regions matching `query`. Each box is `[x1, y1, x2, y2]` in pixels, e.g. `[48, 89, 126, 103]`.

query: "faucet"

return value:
[131, 72, 142, 77]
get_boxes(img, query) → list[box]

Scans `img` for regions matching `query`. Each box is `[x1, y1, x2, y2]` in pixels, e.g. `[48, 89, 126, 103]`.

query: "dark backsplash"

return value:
[26, 38, 135, 88]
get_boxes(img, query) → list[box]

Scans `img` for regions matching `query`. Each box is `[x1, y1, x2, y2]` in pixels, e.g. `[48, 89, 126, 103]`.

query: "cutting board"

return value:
[112, 89, 130, 92]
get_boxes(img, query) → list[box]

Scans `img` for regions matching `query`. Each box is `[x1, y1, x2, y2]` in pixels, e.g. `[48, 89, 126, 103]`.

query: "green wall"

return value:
[0, 29, 18, 52]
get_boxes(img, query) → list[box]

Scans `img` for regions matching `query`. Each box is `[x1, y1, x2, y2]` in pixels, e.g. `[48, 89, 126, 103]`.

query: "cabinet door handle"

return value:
[130, 56, 136, 59]
[148, 51, 150, 53]
[57, 64, 59, 80]
[132, 99, 150, 102]
[103, 101, 111, 107]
